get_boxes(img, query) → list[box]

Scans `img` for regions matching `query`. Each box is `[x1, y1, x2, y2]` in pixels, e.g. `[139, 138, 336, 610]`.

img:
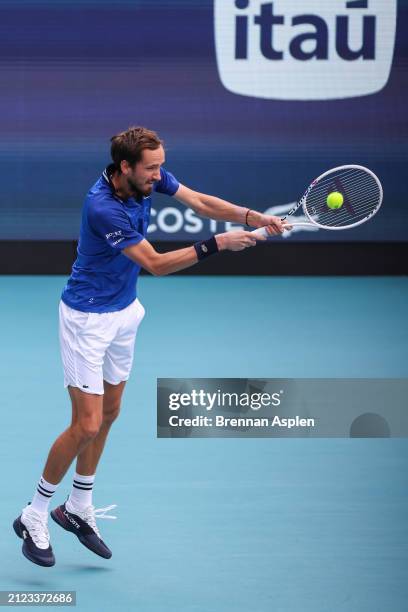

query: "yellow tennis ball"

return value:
[326, 191, 344, 209]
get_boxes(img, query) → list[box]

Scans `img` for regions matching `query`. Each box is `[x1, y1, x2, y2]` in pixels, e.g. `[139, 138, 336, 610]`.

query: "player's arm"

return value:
[173, 184, 285, 235]
[122, 231, 260, 276]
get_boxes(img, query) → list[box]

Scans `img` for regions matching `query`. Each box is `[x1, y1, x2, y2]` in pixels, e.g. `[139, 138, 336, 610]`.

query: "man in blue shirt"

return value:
[14, 126, 286, 567]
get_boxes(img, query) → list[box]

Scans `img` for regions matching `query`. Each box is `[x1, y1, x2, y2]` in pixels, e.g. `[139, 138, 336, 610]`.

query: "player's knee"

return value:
[75, 417, 102, 441]
[102, 401, 121, 425]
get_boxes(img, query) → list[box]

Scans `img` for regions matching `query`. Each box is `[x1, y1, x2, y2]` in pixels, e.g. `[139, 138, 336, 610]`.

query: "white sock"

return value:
[67, 472, 95, 510]
[29, 475, 59, 514]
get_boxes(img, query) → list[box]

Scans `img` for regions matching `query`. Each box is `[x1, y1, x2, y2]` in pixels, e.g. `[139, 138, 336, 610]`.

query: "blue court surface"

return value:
[1, 275, 408, 612]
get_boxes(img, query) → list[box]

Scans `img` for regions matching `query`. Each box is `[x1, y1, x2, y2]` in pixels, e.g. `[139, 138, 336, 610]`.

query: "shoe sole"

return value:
[13, 519, 55, 568]
[50, 509, 112, 559]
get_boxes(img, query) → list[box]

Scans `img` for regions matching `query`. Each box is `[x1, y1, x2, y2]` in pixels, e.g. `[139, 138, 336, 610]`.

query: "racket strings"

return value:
[315, 184, 380, 219]
[309, 172, 379, 200]
[310, 167, 364, 189]
[304, 169, 381, 228]
[319, 194, 377, 221]
[286, 168, 375, 218]
[311, 174, 379, 200]
[308, 196, 378, 227]
[316, 201, 379, 226]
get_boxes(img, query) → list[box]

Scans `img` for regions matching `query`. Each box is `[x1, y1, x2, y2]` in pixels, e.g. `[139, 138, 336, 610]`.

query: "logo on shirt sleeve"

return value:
[106, 230, 125, 245]
[106, 230, 122, 239]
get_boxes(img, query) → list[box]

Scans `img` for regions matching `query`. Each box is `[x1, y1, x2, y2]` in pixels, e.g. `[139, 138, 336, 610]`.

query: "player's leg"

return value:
[13, 389, 103, 567]
[57, 381, 125, 550]
[50, 386, 116, 560]
[43, 387, 103, 483]
[49, 305, 135, 560]
[50, 383, 127, 562]
[55, 298, 112, 499]
[74, 380, 126, 478]
[52, 298, 146, 558]
[14, 301, 109, 567]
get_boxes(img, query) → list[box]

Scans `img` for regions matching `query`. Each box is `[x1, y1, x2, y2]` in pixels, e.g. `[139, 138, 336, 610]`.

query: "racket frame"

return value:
[253, 164, 383, 237]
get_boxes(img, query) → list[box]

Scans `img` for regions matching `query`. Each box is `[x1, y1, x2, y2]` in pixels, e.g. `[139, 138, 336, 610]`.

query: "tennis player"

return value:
[14, 126, 285, 566]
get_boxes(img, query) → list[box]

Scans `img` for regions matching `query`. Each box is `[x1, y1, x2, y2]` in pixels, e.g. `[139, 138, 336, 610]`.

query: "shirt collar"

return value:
[102, 164, 124, 202]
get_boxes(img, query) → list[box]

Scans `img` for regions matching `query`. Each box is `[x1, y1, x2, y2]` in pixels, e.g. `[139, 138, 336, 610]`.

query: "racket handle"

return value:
[251, 226, 270, 238]
[282, 222, 315, 227]
[251, 222, 315, 238]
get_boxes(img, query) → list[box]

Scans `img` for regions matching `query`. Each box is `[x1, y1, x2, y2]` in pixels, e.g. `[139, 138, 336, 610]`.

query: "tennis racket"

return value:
[252, 165, 383, 238]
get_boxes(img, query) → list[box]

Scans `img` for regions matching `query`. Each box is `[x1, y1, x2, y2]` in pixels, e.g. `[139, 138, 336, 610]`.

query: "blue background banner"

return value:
[0, 0, 407, 241]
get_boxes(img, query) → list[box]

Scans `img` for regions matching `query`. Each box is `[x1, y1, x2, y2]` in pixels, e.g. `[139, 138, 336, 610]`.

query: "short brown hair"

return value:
[110, 126, 163, 171]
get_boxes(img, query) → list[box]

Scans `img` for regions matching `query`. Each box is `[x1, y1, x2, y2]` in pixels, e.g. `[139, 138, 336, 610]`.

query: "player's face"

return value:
[126, 146, 165, 197]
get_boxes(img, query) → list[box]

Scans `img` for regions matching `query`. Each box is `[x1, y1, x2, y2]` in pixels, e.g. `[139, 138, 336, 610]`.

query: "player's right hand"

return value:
[215, 231, 259, 252]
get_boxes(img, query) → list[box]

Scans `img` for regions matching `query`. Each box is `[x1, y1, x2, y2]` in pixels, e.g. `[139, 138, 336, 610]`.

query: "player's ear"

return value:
[120, 160, 130, 175]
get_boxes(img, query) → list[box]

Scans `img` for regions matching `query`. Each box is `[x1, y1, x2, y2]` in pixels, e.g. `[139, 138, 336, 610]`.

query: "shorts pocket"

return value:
[64, 305, 94, 335]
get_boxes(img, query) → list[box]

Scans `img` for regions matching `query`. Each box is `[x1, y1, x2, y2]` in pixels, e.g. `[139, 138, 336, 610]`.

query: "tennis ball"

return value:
[326, 191, 344, 209]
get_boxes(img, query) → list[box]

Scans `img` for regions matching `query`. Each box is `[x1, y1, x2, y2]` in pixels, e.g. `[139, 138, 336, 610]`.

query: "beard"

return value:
[126, 176, 154, 200]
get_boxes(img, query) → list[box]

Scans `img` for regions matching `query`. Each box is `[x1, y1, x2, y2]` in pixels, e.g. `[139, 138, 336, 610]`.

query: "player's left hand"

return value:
[248, 211, 289, 234]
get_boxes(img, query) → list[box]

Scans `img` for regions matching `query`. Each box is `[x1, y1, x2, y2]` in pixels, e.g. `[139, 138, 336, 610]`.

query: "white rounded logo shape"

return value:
[214, 0, 397, 100]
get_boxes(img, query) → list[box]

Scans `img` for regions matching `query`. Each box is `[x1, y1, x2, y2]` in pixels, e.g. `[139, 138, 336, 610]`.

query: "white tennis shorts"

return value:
[59, 298, 145, 395]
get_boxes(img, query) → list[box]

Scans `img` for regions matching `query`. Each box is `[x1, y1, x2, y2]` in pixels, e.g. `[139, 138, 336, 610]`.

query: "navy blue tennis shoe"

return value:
[13, 505, 55, 567]
[51, 501, 115, 559]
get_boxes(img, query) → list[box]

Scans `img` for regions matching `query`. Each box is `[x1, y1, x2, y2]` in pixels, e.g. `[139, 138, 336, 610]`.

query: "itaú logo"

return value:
[214, 0, 397, 100]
